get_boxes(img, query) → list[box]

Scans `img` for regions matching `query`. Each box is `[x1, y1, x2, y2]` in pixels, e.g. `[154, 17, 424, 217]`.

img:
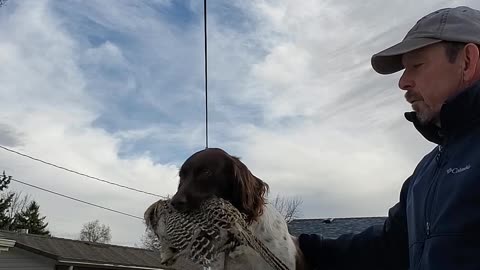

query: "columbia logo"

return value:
[446, 165, 471, 174]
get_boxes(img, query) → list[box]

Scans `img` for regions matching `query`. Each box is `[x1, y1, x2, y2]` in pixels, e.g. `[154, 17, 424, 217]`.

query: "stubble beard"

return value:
[412, 101, 440, 126]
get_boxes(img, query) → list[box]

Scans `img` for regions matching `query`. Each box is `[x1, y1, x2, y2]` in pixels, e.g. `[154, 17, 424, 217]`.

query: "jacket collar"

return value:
[405, 80, 480, 145]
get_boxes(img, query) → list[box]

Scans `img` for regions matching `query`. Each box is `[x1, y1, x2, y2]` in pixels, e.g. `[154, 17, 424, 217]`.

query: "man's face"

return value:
[399, 43, 465, 125]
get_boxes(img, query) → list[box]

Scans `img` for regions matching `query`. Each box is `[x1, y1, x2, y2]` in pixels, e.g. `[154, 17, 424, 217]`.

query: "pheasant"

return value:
[144, 197, 291, 270]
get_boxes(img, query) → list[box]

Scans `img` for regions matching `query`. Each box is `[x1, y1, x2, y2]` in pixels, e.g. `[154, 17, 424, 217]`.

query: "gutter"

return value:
[0, 238, 16, 252]
[58, 259, 173, 270]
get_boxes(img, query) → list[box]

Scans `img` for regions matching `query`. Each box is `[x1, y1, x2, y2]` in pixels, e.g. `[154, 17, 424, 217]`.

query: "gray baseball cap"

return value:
[371, 6, 480, 74]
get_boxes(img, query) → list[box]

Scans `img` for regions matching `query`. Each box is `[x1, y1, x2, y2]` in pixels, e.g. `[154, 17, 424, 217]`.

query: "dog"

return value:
[168, 147, 308, 270]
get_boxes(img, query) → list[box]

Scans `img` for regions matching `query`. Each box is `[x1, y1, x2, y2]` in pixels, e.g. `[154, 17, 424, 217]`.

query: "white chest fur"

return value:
[223, 203, 297, 270]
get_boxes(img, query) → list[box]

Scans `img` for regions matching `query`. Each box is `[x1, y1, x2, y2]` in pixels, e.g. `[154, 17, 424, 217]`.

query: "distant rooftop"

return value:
[288, 217, 387, 239]
[0, 230, 164, 269]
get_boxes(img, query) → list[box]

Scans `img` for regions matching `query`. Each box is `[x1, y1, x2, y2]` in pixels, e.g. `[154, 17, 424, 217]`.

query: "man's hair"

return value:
[442, 41, 467, 63]
[442, 41, 480, 63]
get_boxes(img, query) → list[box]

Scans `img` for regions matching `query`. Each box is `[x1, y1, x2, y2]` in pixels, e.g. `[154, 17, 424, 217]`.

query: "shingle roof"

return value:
[0, 230, 165, 269]
[288, 217, 387, 239]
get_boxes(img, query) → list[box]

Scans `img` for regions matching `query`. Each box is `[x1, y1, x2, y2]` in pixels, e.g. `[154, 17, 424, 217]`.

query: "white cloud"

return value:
[0, 0, 179, 246]
[83, 41, 127, 69]
[2, 0, 480, 247]
[212, 0, 479, 218]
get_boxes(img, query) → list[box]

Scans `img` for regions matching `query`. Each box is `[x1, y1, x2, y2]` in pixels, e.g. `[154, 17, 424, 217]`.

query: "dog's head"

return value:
[170, 148, 268, 223]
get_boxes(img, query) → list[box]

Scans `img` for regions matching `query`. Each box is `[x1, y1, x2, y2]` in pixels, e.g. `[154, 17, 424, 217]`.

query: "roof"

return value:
[288, 217, 387, 239]
[0, 230, 165, 269]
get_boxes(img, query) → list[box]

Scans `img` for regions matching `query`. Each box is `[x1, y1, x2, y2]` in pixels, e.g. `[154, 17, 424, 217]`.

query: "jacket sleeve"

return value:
[300, 176, 412, 270]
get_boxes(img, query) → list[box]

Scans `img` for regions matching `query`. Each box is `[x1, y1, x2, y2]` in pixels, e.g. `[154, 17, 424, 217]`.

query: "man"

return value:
[298, 6, 480, 270]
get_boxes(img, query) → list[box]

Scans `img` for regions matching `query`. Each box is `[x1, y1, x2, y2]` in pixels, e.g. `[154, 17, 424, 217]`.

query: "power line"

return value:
[0, 145, 168, 199]
[10, 177, 144, 220]
[204, 0, 209, 149]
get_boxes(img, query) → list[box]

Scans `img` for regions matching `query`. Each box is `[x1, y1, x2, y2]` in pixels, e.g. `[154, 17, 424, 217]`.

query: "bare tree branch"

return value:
[139, 227, 161, 251]
[79, 219, 111, 243]
[271, 194, 303, 223]
[2, 190, 31, 221]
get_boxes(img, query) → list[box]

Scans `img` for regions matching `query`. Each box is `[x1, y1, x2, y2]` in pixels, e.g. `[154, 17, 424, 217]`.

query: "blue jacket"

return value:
[301, 81, 480, 270]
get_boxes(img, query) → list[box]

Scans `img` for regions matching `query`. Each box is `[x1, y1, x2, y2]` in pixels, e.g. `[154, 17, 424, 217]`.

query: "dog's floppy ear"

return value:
[230, 156, 269, 223]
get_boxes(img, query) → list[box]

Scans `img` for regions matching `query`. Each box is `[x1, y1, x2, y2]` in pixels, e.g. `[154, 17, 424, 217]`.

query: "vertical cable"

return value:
[204, 0, 209, 149]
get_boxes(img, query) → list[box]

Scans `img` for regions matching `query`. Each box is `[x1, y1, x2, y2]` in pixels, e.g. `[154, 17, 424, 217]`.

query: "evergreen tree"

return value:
[0, 193, 13, 230]
[0, 171, 13, 230]
[14, 201, 50, 236]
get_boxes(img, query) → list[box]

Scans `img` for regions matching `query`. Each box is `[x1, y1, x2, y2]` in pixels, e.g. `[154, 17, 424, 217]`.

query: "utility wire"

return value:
[0, 145, 168, 199]
[204, 0, 209, 149]
[10, 177, 144, 220]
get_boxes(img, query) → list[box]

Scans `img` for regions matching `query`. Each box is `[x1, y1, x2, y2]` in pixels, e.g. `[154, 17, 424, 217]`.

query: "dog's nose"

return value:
[170, 196, 188, 211]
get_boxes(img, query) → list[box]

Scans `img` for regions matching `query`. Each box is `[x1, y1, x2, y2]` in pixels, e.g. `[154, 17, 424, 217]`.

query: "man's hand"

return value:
[298, 233, 325, 268]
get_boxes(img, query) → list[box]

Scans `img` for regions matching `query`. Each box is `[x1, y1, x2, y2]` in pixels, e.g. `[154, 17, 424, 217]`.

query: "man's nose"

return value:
[398, 70, 415, 91]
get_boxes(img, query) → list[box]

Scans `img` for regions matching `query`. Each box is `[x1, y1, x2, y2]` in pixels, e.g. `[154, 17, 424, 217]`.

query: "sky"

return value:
[0, 0, 479, 247]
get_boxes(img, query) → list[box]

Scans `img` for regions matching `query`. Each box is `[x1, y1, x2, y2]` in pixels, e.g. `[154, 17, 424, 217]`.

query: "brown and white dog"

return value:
[167, 147, 308, 270]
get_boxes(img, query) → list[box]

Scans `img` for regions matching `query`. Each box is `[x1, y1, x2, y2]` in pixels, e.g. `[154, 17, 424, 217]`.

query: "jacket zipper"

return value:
[424, 145, 444, 237]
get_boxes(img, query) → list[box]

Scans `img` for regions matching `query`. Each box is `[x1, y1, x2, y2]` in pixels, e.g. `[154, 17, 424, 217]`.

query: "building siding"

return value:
[0, 246, 55, 270]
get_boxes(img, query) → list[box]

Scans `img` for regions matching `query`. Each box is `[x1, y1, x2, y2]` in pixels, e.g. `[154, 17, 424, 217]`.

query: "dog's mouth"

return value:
[169, 199, 200, 213]
[171, 192, 220, 212]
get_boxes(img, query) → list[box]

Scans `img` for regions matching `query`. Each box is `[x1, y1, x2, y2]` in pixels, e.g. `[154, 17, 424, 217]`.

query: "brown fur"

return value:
[170, 148, 269, 223]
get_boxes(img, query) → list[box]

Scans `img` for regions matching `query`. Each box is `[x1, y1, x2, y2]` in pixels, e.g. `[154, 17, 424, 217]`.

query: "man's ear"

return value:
[462, 43, 480, 83]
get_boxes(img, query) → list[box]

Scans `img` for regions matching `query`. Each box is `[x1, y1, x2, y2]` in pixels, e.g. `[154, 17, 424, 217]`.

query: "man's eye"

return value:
[413, 63, 424, 68]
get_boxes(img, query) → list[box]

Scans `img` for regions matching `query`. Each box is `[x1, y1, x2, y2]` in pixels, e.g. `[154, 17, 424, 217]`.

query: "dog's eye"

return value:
[202, 169, 212, 176]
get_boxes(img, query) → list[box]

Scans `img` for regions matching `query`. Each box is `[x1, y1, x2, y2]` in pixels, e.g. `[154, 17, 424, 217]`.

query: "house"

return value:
[0, 230, 166, 270]
[288, 217, 387, 239]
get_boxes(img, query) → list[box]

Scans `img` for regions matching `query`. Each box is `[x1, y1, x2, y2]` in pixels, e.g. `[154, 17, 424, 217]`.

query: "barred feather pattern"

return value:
[148, 197, 291, 270]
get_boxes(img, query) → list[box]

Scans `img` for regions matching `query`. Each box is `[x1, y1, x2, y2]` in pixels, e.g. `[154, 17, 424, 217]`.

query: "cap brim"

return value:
[371, 38, 442, 74]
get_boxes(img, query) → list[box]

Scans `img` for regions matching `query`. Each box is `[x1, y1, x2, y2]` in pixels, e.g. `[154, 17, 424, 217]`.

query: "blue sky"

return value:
[1, 0, 479, 246]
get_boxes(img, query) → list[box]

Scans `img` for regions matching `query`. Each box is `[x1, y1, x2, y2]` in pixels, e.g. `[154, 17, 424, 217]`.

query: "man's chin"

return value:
[415, 111, 439, 126]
